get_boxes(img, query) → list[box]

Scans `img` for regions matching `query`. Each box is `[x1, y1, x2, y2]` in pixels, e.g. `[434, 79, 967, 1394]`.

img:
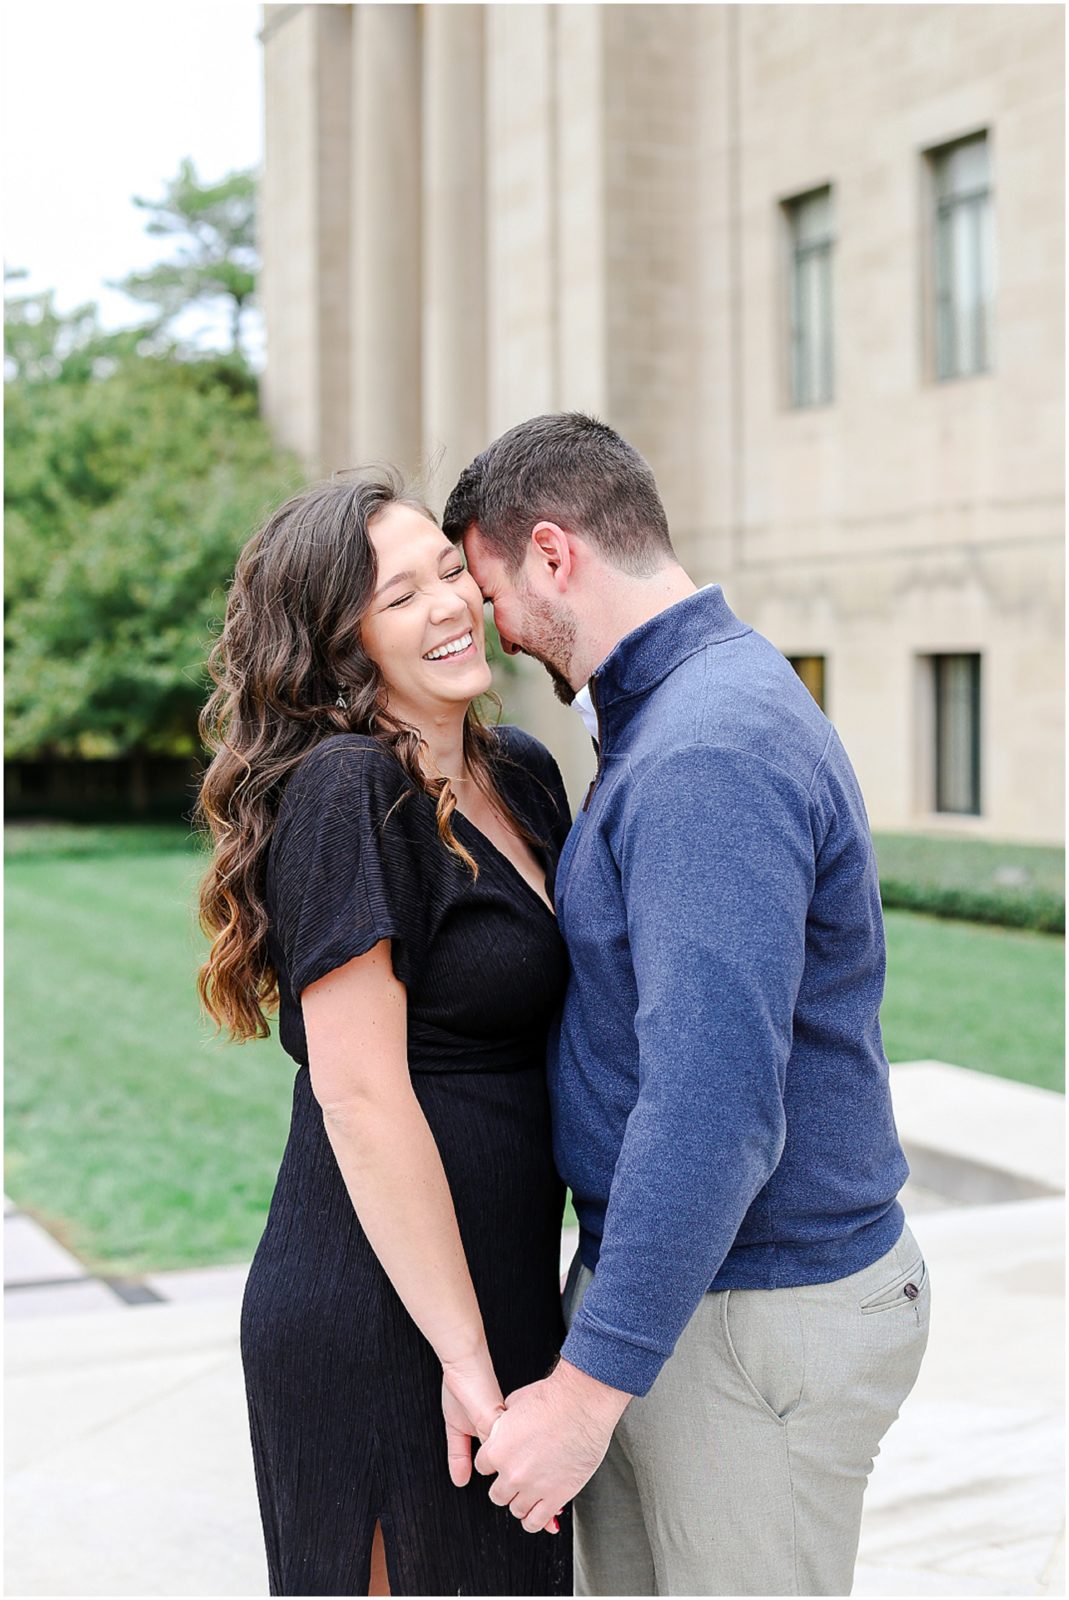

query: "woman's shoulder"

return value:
[279, 734, 414, 818]
[269, 736, 427, 895]
[489, 724, 570, 829]
[489, 722, 559, 778]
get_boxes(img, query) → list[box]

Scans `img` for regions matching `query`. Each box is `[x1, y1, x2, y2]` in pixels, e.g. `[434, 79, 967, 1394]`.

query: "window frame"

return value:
[932, 652, 982, 816]
[781, 184, 836, 409]
[787, 653, 828, 713]
[922, 130, 995, 383]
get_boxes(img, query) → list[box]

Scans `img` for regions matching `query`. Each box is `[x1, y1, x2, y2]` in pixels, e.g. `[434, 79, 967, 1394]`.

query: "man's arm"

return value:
[476, 744, 816, 1521]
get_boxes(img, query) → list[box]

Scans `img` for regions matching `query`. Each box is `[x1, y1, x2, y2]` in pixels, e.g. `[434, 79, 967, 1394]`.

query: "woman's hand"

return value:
[441, 1354, 505, 1487]
[442, 1356, 563, 1533]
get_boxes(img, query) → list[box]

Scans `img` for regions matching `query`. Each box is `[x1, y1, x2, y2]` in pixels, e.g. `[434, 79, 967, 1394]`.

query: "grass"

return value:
[3, 826, 1063, 1274]
[5, 843, 293, 1275]
[882, 910, 1063, 1093]
[3, 820, 198, 862]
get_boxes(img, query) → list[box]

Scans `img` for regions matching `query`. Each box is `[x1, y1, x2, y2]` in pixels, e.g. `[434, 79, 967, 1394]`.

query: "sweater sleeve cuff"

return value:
[561, 1307, 670, 1398]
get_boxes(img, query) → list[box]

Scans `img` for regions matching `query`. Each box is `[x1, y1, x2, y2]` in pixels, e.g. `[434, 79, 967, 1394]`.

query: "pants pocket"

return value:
[721, 1287, 805, 1425]
[859, 1255, 928, 1314]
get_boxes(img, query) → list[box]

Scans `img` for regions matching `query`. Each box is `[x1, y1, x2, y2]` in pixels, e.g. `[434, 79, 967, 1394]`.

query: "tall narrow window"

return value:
[933, 654, 981, 815]
[785, 187, 834, 406]
[788, 654, 827, 711]
[929, 133, 993, 379]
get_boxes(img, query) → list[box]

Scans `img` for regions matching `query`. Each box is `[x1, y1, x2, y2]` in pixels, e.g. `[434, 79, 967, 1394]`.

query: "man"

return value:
[441, 413, 930, 1596]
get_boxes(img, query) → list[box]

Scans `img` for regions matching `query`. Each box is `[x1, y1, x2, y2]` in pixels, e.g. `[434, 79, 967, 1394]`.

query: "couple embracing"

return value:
[197, 413, 929, 1598]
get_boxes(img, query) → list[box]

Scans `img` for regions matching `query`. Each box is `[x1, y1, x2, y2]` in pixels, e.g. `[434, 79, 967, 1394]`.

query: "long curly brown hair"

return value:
[196, 471, 513, 1042]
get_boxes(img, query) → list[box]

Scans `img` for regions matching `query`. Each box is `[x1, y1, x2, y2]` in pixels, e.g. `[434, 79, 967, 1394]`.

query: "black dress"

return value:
[240, 727, 574, 1597]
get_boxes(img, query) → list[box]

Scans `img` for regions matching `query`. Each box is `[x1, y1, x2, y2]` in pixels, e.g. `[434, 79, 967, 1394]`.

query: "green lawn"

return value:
[882, 910, 1063, 1092]
[4, 829, 1064, 1275]
[5, 843, 293, 1275]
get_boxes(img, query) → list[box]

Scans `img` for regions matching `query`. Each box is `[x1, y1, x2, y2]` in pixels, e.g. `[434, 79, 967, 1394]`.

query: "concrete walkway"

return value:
[5, 1062, 1064, 1597]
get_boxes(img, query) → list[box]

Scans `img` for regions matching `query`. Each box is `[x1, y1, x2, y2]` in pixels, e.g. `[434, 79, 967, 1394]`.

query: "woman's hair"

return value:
[196, 471, 512, 1043]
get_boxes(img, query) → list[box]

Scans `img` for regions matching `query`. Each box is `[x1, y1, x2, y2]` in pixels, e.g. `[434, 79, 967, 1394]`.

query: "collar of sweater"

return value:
[589, 585, 751, 731]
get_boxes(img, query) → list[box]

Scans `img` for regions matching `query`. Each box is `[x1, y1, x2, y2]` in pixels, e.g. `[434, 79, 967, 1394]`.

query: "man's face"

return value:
[462, 524, 578, 705]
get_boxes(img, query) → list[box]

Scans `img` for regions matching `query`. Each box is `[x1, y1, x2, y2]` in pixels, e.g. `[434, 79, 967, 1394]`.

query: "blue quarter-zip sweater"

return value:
[551, 585, 909, 1397]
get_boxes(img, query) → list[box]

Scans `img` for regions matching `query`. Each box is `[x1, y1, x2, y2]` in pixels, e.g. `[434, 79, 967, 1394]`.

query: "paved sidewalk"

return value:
[5, 1063, 1065, 1596]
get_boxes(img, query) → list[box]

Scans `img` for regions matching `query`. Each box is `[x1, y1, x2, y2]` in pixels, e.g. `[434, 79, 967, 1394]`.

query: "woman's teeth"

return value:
[423, 632, 474, 662]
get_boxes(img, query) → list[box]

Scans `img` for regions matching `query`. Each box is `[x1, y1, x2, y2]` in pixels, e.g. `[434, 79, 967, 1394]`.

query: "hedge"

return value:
[872, 833, 1064, 934]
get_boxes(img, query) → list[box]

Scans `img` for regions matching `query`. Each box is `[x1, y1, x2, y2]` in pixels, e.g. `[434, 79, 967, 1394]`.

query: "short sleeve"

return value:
[270, 736, 428, 996]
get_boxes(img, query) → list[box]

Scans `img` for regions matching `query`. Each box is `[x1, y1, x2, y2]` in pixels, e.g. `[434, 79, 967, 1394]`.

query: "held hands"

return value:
[441, 1356, 561, 1535]
[440, 1353, 505, 1489]
[474, 1358, 631, 1535]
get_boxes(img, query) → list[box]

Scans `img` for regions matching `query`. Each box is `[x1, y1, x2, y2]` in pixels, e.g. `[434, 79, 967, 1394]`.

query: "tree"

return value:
[4, 268, 150, 386]
[4, 294, 300, 770]
[112, 158, 258, 361]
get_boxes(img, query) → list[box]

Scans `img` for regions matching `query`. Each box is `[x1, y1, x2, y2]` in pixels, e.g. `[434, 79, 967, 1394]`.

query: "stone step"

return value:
[889, 1061, 1064, 1205]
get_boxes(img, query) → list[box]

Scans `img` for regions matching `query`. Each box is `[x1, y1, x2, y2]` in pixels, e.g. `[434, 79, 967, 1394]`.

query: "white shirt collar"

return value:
[572, 683, 599, 741]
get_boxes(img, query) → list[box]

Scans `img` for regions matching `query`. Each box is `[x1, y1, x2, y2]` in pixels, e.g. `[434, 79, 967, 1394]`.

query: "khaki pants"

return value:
[563, 1223, 930, 1596]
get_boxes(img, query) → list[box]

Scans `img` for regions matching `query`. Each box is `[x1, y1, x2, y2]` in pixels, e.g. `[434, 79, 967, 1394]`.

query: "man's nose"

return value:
[499, 635, 521, 656]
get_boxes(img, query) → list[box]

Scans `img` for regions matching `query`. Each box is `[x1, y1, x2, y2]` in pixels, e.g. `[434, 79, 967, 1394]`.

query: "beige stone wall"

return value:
[715, 4, 1064, 841]
[260, 2, 1064, 842]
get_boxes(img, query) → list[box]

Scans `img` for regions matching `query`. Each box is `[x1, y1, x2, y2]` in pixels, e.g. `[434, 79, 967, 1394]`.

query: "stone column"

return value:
[350, 4, 423, 476]
[261, 3, 353, 475]
[421, 5, 487, 512]
[555, 4, 607, 417]
[601, 6, 700, 545]
[484, 3, 558, 433]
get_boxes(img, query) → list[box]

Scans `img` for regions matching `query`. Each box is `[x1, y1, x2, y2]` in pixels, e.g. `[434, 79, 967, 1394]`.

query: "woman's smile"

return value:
[423, 630, 477, 663]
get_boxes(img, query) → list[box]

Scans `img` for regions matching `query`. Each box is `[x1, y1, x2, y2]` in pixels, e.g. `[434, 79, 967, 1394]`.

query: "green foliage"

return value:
[4, 292, 301, 761]
[4, 273, 154, 386]
[111, 158, 257, 359]
[873, 833, 1065, 934]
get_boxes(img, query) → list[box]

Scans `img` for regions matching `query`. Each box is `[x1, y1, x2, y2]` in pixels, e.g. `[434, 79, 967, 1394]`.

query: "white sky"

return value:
[3, 1, 264, 359]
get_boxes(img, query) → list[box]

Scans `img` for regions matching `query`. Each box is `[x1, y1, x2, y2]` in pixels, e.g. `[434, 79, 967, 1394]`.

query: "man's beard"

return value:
[534, 654, 575, 707]
[517, 588, 578, 705]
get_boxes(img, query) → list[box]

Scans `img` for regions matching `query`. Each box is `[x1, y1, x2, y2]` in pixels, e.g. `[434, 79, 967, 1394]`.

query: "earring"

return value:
[335, 689, 347, 709]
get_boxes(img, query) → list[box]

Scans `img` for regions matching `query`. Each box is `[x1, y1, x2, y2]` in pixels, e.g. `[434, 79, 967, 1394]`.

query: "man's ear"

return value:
[530, 521, 573, 593]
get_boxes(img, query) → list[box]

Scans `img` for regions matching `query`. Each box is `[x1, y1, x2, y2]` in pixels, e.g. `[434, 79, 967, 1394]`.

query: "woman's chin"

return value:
[446, 657, 493, 699]
[412, 659, 494, 710]
[472, 661, 495, 699]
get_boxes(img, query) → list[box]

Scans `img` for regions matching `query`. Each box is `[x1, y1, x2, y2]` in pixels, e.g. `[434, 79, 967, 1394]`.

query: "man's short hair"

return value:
[442, 413, 675, 575]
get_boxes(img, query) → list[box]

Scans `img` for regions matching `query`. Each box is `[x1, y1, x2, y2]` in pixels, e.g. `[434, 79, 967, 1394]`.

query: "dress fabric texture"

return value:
[240, 727, 574, 1597]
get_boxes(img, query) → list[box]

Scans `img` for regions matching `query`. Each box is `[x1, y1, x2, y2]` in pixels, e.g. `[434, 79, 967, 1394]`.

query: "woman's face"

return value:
[361, 502, 492, 723]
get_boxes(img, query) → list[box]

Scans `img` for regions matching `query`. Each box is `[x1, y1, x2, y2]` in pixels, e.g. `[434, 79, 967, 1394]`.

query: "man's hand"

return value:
[474, 1358, 631, 1532]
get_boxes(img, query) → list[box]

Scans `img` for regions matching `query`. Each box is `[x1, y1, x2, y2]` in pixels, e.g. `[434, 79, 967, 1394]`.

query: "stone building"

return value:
[260, 3, 1064, 842]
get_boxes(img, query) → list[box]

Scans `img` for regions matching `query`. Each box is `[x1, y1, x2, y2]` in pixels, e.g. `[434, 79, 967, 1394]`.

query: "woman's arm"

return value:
[301, 938, 503, 1491]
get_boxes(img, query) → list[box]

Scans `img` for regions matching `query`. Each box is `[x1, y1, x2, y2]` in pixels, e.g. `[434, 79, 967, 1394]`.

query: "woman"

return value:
[196, 475, 573, 1597]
